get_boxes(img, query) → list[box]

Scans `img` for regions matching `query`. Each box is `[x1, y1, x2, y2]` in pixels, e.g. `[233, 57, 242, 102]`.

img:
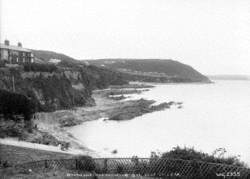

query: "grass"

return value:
[0, 145, 156, 178]
[0, 144, 73, 167]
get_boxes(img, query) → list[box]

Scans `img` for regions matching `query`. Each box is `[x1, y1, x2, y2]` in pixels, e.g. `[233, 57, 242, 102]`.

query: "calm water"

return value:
[69, 80, 250, 164]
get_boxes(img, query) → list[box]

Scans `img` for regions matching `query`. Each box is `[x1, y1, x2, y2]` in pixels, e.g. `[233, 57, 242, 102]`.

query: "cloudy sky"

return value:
[1, 0, 250, 75]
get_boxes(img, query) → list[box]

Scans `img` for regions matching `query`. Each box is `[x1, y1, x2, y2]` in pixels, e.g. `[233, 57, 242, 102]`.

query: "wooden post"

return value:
[45, 160, 48, 169]
[12, 76, 15, 92]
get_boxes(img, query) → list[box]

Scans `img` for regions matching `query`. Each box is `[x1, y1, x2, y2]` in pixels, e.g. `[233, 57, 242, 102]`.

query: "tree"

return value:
[0, 90, 35, 121]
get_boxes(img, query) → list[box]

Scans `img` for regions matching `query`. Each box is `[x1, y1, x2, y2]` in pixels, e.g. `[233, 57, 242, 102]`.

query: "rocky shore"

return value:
[0, 83, 182, 155]
[107, 99, 174, 121]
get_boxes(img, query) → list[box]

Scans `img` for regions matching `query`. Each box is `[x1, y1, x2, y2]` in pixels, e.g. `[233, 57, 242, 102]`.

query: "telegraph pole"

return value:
[12, 75, 15, 92]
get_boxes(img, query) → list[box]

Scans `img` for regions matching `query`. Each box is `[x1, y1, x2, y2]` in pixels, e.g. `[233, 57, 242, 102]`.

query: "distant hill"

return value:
[87, 59, 210, 83]
[31, 51, 210, 83]
[208, 75, 250, 81]
[32, 50, 85, 65]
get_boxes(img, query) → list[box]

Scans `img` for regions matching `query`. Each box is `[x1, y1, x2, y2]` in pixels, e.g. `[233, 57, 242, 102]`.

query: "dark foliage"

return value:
[160, 146, 245, 167]
[75, 156, 96, 172]
[0, 61, 6, 67]
[57, 60, 82, 69]
[80, 65, 128, 89]
[143, 147, 246, 178]
[23, 63, 58, 72]
[0, 90, 35, 121]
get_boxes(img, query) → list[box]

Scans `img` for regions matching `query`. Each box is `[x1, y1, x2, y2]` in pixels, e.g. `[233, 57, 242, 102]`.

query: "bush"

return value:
[116, 165, 124, 174]
[1, 161, 11, 168]
[0, 90, 35, 121]
[145, 147, 246, 178]
[23, 63, 57, 72]
[160, 146, 245, 167]
[75, 156, 95, 172]
[0, 124, 24, 138]
[0, 61, 6, 67]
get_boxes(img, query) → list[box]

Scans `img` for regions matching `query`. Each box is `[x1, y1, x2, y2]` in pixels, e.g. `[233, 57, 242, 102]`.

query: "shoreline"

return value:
[35, 83, 172, 149]
[1, 81, 250, 168]
[0, 83, 181, 163]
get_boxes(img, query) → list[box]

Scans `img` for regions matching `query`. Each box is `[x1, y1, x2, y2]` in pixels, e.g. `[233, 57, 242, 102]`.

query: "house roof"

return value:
[0, 44, 32, 52]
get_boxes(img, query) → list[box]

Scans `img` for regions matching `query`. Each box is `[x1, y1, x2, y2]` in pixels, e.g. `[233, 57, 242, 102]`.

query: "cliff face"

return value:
[0, 62, 128, 112]
[0, 68, 94, 111]
[0, 49, 130, 112]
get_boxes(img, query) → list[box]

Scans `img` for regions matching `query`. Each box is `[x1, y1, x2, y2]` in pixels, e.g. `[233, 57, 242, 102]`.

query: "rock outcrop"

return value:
[108, 99, 177, 121]
[0, 64, 127, 112]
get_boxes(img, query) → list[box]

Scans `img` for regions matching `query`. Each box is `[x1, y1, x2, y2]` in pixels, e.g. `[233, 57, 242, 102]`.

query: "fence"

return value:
[2, 158, 250, 178]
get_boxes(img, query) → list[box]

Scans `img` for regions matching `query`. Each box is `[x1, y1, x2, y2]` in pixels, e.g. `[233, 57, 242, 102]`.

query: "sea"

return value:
[69, 80, 250, 165]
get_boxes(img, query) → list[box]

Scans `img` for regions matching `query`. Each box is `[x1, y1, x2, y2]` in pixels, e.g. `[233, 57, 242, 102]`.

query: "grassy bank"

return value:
[0, 144, 73, 167]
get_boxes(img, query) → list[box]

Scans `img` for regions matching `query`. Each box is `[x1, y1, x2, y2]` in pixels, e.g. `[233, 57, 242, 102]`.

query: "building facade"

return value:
[0, 40, 34, 64]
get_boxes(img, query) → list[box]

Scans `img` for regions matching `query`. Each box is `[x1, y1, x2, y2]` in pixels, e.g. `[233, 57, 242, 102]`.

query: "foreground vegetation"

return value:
[0, 144, 73, 168]
[0, 89, 35, 121]
[154, 146, 246, 167]
[0, 90, 35, 137]
[0, 146, 248, 178]
[0, 90, 71, 149]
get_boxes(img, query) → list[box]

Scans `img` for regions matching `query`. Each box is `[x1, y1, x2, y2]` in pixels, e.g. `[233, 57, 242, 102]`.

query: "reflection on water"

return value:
[69, 80, 250, 164]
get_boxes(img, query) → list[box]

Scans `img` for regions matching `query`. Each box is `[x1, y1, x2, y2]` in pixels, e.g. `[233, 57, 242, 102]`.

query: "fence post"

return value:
[103, 159, 108, 173]
[191, 160, 202, 179]
[132, 157, 139, 174]
[75, 159, 78, 170]
[44, 160, 48, 169]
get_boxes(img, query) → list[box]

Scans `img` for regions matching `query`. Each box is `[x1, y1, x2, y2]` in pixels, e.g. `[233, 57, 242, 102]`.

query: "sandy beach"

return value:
[26, 84, 170, 155]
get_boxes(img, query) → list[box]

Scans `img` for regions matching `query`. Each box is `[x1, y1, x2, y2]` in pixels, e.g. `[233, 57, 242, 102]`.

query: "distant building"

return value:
[0, 40, 34, 64]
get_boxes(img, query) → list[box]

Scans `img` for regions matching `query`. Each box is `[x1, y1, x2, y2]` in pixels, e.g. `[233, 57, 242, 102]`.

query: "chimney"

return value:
[17, 42, 22, 47]
[4, 40, 10, 46]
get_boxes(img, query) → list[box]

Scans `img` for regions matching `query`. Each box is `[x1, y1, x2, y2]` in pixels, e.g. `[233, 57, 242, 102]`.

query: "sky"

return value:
[1, 0, 250, 75]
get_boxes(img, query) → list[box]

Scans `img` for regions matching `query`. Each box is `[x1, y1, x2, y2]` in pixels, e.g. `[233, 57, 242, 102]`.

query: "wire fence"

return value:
[2, 157, 250, 178]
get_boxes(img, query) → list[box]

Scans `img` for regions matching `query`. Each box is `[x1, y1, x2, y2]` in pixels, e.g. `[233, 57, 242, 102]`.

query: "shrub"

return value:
[2, 161, 11, 168]
[116, 165, 124, 174]
[0, 61, 6, 67]
[160, 146, 245, 167]
[145, 147, 246, 178]
[0, 90, 35, 121]
[23, 63, 57, 72]
[75, 156, 95, 172]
